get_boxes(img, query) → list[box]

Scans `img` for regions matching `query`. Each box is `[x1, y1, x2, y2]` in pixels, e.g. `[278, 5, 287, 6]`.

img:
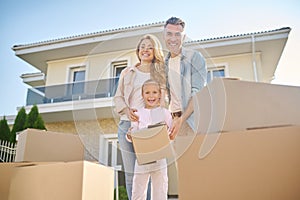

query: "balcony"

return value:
[26, 77, 119, 106]
[24, 77, 119, 122]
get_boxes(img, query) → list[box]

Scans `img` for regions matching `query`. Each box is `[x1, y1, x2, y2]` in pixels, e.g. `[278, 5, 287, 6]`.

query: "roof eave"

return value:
[12, 21, 165, 51]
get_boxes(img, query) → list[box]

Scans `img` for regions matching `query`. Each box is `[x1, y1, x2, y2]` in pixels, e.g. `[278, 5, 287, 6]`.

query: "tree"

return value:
[33, 115, 47, 130]
[0, 116, 11, 142]
[11, 107, 27, 143]
[24, 105, 39, 129]
[24, 105, 46, 130]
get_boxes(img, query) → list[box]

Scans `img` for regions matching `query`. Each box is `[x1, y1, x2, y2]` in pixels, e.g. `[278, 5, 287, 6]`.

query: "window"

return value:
[73, 70, 85, 82]
[112, 61, 127, 96]
[69, 66, 86, 95]
[112, 61, 127, 77]
[207, 66, 226, 83]
[70, 66, 86, 82]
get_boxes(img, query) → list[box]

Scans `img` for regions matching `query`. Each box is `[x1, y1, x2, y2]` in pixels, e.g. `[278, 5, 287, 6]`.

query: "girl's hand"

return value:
[126, 127, 133, 142]
[126, 133, 132, 142]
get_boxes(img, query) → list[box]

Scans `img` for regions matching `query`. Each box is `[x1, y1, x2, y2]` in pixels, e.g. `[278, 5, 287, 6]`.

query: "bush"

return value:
[24, 105, 39, 129]
[10, 105, 47, 143]
[11, 107, 27, 143]
[0, 116, 10, 141]
[33, 115, 47, 130]
[114, 185, 128, 200]
[24, 105, 46, 130]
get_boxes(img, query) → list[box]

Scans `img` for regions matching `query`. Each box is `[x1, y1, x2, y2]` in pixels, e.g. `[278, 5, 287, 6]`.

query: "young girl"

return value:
[127, 79, 172, 200]
[113, 34, 166, 200]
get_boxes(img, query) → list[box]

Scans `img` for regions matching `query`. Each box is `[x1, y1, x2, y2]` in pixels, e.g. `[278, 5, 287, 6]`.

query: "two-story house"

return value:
[12, 21, 290, 195]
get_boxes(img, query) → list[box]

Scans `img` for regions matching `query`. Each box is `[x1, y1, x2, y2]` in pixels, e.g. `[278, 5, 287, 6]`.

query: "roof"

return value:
[12, 21, 165, 50]
[186, 27, 291, 44]
[12, 21, 290, 50]
[12, 21, 291, 76]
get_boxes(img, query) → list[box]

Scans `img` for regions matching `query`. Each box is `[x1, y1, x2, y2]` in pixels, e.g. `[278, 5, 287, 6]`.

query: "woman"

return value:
[113, 34, 166, 199]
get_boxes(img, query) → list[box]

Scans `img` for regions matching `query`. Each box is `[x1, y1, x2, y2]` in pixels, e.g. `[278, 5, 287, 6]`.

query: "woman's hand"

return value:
[126, 108, 139, 122]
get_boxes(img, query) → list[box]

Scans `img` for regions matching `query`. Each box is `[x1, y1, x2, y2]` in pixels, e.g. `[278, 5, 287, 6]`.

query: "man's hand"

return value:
[169, 117, 183, 140]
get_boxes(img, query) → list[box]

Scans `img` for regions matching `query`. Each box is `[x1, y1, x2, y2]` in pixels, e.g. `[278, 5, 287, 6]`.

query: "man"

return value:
[163, 17, 207, 197]
[163, 17, 207, 140]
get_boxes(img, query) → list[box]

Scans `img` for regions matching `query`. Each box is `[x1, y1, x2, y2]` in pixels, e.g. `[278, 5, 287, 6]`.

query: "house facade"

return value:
[12, 22, 290, 195]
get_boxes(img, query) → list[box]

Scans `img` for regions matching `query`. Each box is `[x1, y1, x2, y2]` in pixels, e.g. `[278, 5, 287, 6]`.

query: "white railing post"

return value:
[0, 139, 17, 162]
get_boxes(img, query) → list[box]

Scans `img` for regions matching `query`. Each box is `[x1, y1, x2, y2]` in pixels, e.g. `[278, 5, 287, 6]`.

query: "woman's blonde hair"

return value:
[136, 34, 166, 89]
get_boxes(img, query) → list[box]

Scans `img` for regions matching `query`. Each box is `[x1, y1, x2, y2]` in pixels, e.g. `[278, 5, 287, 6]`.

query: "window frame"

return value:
[67, 65, 87, 83]
[111, 60, 128, 78]
[66, 63, 88, 96]
[207, 63, 229, 83]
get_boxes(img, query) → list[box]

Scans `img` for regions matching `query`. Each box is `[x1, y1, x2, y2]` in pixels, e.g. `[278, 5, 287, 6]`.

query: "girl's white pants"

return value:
[131, 159, 168, 200]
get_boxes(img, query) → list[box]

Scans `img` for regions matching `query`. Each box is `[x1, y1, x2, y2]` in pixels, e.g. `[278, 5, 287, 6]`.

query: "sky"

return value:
[1, 0, 299, 116]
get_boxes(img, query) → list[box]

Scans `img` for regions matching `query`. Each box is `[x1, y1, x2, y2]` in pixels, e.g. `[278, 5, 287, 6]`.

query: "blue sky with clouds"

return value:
[1, 0, 299, 116]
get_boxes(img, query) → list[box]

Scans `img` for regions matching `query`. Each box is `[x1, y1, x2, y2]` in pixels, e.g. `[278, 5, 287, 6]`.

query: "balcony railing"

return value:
[26, 77, 119, 106]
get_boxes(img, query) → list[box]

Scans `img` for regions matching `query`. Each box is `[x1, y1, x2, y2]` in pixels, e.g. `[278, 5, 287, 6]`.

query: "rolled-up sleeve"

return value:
[191, 51, 207, 95]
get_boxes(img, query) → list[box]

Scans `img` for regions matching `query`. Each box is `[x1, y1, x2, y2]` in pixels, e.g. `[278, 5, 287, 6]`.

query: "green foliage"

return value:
[114, 185, 128, 200]
[1, 105, 46, 143]
[0, 116, 11, 142]
[11, 105, 46, 140]
[25, 105, 39, 129]
[33, 115, 47, 130]
[11, 107, 27, 143]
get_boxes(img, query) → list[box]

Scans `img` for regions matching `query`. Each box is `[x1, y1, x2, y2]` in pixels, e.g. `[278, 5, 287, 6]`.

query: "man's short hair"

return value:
[164, 17, 185, 29]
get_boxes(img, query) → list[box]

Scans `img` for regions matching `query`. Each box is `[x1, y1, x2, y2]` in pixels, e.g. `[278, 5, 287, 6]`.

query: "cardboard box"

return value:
[0, 163, 31, 200]
[15, 128, 84, 162]
[193, 78, 300, 133]
[0, 162, 50, 200]
[130, 125, 173, 165]
[8, 161, 114, 200]
[176, 125, 300, 200]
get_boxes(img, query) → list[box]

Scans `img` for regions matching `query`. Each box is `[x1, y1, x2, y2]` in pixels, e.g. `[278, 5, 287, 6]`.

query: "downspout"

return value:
[251, 35, 258, 82]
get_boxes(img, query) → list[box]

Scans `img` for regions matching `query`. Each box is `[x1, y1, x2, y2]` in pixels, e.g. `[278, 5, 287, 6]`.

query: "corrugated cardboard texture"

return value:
[176, 125, 300, 200]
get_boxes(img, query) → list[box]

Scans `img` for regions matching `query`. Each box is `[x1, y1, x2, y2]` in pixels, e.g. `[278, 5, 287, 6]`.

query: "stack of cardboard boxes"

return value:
[176, 78, 300, 199]
[0, 129, 114, 200]
[2, 78, 299, 199]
